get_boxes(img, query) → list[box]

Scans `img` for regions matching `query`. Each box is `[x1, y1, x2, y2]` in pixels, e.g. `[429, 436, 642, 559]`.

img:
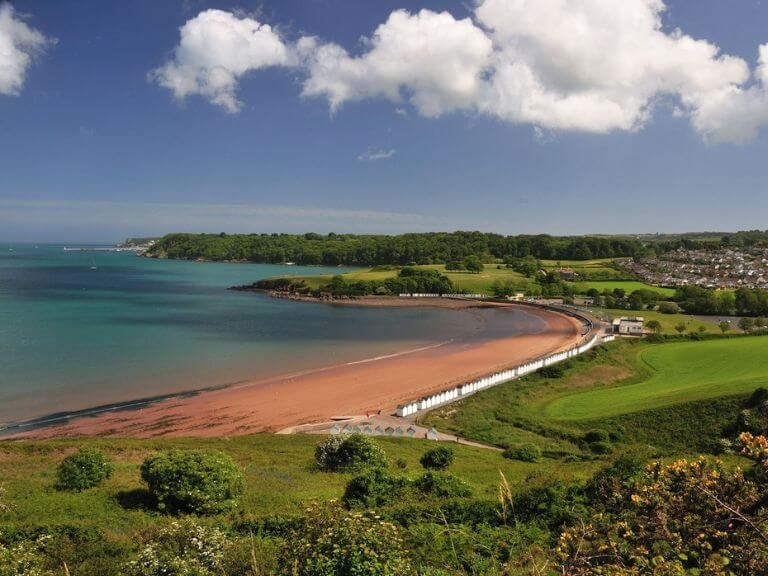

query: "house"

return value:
[557, 267, 580, 281]
[612, 317, 645, 335]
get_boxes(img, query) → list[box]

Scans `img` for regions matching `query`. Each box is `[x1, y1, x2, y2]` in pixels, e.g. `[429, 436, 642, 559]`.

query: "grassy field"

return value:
[572, 280, 676, 296]
[423, 336, 767, 454]
[0, 435, 597, 536]
[543, 336, 768, 420]
[540, 258, 628, 281]
[280, 264, 528, 294]
[597, 308, 721, 334]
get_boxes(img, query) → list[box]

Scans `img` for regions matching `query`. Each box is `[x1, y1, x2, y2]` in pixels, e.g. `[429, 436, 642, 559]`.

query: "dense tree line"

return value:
[146, 232, 645, 266]
[251, 268, 455, 297]
[651, 229, 768, 253]
[672, 286, 768, 316]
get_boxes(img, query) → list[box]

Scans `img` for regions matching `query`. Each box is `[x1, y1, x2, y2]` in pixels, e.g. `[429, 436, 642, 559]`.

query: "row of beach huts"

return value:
[396, 333, 616, 417]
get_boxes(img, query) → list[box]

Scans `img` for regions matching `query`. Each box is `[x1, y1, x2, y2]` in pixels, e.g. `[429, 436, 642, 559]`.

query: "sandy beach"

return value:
[10, 301, 585, 439]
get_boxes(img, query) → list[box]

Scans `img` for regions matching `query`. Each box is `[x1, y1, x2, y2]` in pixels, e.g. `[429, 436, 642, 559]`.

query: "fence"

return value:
[395, 332, 614, 417]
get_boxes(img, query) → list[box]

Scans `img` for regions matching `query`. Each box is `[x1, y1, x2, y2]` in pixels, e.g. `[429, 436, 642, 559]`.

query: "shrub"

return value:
[419, 446, 454, 470]
[413, 472, 472, 498]
[502, 443, 542, 463]
[125, 519, 229, 576]
[314, 434, 387, 472]
[658, 302, 680, 314]
[56, 447, 113, 491]
[140, 450, 243, 514]
[559, 454, 768, 575]
[0, 486, 10, 515]
[583, 429, 610, 444]
[0, 535, 53, 576]
[749, 387, 768, 408]
[282, 502, 413, 575]
[343, 468, 409, 509]
[538, 363, 570, 379]
[588, 441, 613, 455]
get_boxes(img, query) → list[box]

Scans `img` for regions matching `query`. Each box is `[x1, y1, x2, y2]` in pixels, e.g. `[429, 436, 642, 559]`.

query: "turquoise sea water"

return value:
[0, 244, 543, 426]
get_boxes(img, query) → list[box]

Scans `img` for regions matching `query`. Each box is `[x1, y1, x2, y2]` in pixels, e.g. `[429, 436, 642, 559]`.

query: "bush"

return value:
[314, 434, 387, 472]
[583, 429, 610, 444]
[658, 302, 680, 314]
[502, 443, 542, 463]
[0, 535, 53, 576]
[125, 519, 230, 576]
[538, 363, 569, 378]
[342, 468, 409, 509]
[419, 446, 455, 470]
[749, 387, 768, 408]
[588, 441, 614, 455]
[140, 450, 243, 514]
[282, 502, 413, 575]
[56, 447, 113, 491]
[413, 472, 472, 498]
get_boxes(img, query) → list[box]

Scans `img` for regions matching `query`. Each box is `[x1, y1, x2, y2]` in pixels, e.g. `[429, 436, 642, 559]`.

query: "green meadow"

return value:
[573, 280, 676, 296]
[0, 434, 595, 524]
[601, 308, 721, 334]
[280, 264, 528, 294]
[543, 336, 768, 420]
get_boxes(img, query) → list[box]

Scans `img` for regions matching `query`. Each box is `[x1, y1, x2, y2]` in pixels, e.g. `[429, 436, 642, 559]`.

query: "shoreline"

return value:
[6, 301, 586, 440]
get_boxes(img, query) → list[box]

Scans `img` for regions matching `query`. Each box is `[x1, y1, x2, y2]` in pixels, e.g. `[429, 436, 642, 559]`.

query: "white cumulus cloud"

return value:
[150, 9, 293, 113]
[475, 0, 749, 136]
[690, 43, 768, 144]
[152, 2, 768, 143]
[300, 9, 493, 117]
[0, 2, 49, 96]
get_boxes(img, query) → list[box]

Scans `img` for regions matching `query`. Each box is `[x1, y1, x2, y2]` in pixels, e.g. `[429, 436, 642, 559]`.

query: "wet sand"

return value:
[9, 302, 584, 439]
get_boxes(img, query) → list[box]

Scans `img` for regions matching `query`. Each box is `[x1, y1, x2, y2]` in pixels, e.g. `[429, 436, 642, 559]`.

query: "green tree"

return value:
[719, 320, 732, 333]
[463, 256, 484, 274]
[645, 319, 662, 334]
[739, 317, 755, 333]
[674, 322, 687, 335]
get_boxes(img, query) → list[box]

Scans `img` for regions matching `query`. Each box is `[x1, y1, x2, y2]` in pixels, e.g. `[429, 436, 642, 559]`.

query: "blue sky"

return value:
[2, 0, 768, 242]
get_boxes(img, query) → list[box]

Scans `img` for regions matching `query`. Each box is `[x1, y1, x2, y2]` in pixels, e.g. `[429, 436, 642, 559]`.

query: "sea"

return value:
[0, 244, 544, 428]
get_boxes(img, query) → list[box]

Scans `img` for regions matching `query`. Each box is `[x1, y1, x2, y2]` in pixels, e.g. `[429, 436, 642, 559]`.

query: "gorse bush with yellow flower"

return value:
[557, 434, 768, 575]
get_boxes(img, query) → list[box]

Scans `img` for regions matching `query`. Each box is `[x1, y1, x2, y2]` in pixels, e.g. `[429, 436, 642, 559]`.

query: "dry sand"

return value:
[10, 301, 584, 439]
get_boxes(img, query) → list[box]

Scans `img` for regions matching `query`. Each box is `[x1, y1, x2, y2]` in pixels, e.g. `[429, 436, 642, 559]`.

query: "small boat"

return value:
[90, 257, 98, 270]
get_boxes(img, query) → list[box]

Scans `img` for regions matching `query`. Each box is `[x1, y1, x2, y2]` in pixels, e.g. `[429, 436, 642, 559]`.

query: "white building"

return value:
[612, 316, 645, 335]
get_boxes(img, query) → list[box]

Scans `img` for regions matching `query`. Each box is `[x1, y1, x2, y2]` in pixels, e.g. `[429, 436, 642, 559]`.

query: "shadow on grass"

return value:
[115, 488, 156, 512]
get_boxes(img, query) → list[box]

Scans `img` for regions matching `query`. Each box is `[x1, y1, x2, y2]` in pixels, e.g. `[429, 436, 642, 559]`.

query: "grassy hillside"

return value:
[0, 435, 596, 536]
[543, 336, 768, 420]
[423, 336, 766, 454]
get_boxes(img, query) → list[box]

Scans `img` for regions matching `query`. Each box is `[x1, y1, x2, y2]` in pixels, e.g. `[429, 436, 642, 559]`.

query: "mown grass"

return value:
[599, 308, 721, 334]
[279, 264, 528, 294]
[423, 337, 764, 456]
[543, 336, 768, 420]
[573, 280, 676, 296]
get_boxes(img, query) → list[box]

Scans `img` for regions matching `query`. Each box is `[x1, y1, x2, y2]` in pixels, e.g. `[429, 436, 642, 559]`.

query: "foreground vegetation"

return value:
[4, 334, 768, 573]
